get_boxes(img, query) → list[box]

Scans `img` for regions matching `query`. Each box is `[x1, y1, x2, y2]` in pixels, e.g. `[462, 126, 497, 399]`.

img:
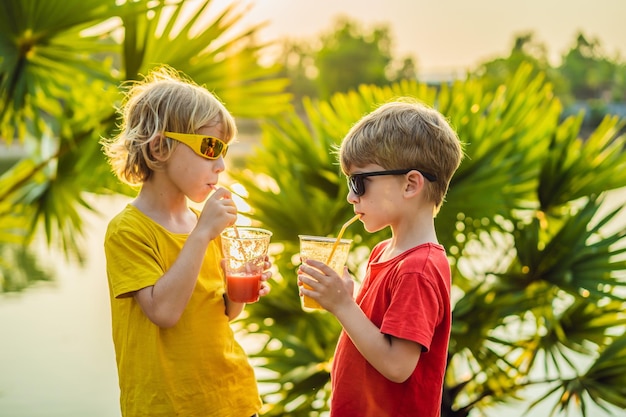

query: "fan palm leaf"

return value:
[0, 0, 153, 141]
[0, 0, 290, 260]
[538, 113, 626, 211]
[121, 0, 291, 117]
[232, 67, 626, 416]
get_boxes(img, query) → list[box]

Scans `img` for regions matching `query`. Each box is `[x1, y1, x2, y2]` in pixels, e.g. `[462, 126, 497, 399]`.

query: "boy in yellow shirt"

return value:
[103, 66, 268, 417]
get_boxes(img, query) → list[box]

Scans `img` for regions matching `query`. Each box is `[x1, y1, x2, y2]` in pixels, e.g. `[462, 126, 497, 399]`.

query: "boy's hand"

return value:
[259, 256, 272, 297]
[198, 187, 237, 240]
[297, 259, 354, 312]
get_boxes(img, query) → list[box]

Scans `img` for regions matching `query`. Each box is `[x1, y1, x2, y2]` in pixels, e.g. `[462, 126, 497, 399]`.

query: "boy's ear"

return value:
[404, 170, 424, 197]
[149, 135, 168, 161]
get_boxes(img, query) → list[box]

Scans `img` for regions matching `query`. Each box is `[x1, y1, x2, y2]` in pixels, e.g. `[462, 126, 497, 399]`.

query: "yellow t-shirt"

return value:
[104, 204, 261, 417]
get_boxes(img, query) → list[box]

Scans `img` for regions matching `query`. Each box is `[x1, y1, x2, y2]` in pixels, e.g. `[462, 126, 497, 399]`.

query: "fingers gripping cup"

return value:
[221, 227, 272, 303]
[298, 235, 352, 310]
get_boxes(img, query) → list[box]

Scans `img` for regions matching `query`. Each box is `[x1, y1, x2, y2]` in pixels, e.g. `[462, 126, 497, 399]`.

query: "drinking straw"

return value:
[232, 224, 251, 267]
[326, 214, 361, 264]
[232, 224, 241, 239]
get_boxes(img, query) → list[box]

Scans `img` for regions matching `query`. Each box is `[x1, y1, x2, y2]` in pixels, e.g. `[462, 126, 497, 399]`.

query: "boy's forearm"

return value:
[225, 299, 245, 320]
[333, 302, 420, 383]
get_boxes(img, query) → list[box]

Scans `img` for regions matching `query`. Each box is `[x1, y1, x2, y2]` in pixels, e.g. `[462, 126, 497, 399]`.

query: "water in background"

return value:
[0, 192, 624, 417]
[0, 196, 126, 417]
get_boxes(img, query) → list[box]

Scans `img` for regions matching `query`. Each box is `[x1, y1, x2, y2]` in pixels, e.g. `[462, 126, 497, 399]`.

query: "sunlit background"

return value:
[215, 0, 626, 77]
[1, 1, 626, 416]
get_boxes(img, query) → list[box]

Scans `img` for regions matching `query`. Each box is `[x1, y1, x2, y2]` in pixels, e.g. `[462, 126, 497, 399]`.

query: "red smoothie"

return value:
[226, 272, 261, 303]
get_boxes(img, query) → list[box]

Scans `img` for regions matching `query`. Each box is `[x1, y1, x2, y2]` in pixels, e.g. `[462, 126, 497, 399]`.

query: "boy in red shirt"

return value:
[299, 100, 463, 417]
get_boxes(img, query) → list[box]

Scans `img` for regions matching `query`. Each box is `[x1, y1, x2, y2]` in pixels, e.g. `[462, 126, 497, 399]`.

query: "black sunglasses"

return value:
[347, 169, 437, 197]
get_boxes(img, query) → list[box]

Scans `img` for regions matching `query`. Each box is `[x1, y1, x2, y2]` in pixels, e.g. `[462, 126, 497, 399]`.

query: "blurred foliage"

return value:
[471, 31, 626, 133]
[229, 64, 626, 416]
[0, 0, 290, 292]
[2, 2, 626, 417]
[559, 33, 626, 103]
[0, 243, 52, 292]
[280, 23, 626, 130]
[471, 32, 570, 102]
[276, 17, 417, 106]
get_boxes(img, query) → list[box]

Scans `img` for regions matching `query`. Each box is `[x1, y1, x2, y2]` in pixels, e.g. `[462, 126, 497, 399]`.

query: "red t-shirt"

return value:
[330, 241, 451, 417]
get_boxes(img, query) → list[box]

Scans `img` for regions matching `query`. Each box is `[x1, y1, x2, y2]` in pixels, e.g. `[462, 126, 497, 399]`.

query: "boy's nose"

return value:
[346, 190, 359, 204]
[213, 157, 226, 173]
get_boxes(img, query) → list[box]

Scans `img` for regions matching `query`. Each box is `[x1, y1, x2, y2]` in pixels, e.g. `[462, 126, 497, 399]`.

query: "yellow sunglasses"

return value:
[164, 131, 229, 160]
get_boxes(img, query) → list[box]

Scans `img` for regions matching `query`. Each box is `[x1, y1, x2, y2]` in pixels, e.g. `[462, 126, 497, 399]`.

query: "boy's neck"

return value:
[384, 206, 438, 260]
[131, 181, 196, 234]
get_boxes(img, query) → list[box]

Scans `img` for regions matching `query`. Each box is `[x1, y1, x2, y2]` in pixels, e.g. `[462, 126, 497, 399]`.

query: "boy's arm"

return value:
[299, 260, 421, 382]
[333, 302, 422, 383]
[133, 230, 216, 328]
[134, 188, 237, 328]
[224, 298, 246, 320]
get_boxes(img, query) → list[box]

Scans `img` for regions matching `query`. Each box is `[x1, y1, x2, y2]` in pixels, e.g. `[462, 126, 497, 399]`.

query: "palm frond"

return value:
[538, 113, 626, 211]
[121, 0, 292, 118]
[0, 0, 150, 141]
[530, 335, 626, 415]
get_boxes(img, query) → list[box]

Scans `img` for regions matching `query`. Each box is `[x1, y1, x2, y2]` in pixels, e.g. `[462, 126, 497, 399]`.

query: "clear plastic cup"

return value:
[298, 235, 352, 310]
[221, 227, 272, 303]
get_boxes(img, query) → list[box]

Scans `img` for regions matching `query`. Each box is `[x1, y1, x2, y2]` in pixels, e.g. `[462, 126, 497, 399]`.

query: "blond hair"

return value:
[103, 66, 237, 185]
[339, 99, 463, 211]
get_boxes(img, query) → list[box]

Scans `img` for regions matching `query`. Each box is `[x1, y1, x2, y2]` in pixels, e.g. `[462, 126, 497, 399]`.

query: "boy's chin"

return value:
[364, 223, 386, 234]
[188, 193, 209, 204]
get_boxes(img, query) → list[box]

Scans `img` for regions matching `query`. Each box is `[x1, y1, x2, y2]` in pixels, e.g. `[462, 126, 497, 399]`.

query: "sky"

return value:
[210, 0, 626, 78]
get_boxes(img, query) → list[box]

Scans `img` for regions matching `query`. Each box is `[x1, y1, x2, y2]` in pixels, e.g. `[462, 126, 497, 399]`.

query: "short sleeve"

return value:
[381, 273, 442, 351]
[105, 225, 165, 298]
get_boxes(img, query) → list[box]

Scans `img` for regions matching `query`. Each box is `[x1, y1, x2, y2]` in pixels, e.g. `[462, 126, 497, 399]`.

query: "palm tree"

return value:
[3, 2, 626, 416]
[229, 65, 626, 416]
[0, 0, 291, 291]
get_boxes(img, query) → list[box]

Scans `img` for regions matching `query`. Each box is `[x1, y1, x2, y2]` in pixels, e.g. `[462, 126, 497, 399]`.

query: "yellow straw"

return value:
[326, 214, 361, 264]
